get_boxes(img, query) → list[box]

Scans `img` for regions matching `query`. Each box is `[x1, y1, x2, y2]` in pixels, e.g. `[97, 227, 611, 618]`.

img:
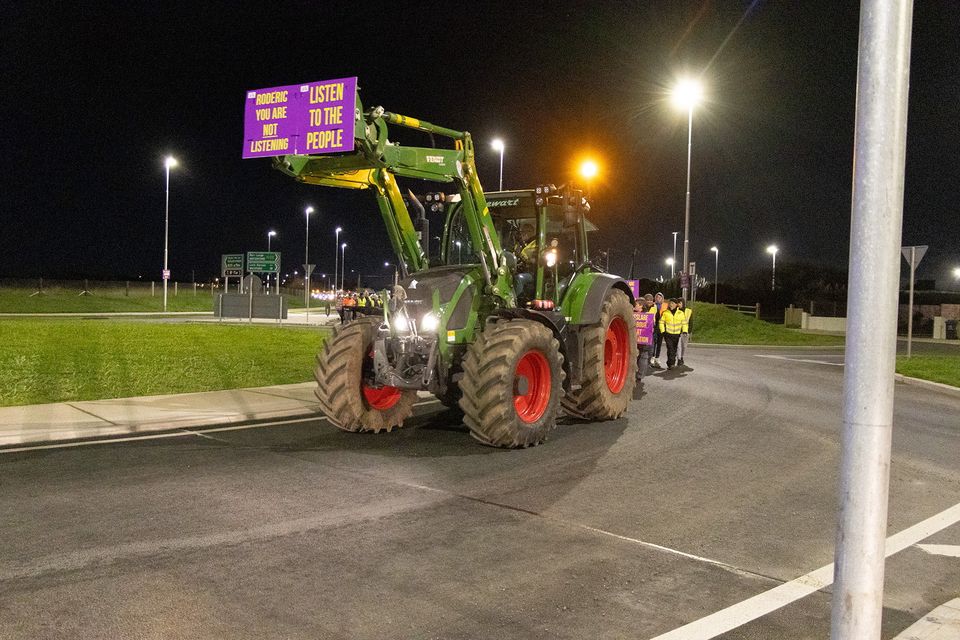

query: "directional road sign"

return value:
[222, 254, 244, 277]
[900, 245, 927, 269]
[247, 251, 280, 273]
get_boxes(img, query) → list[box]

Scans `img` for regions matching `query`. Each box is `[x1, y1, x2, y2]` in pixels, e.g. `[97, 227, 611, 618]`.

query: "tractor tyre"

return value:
[562, 289, 636, 420]
[314, 317, 417, 433]
[459, 319, 565, 448]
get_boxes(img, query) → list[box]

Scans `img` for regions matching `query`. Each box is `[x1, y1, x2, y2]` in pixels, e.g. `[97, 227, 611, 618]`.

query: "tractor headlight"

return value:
[544, 249, 558, 268]
[420, 311, 439, 333]
[390, 310, 411, 334]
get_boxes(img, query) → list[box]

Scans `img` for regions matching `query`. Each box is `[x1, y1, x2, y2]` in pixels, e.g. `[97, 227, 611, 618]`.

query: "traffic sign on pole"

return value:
[247, 251, 280, 273]
[901, 245, 927, 358]
[303, 263, 316, 276]
[222, 254, 244, 277]
[162, 269, 171, 280]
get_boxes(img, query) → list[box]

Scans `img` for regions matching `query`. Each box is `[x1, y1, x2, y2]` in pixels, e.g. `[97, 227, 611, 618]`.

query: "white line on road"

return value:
[916, 544, 960, 558]
[648, 501, 960, 640]
[755, 354, 845, 366]
[0, 400, 442, 455]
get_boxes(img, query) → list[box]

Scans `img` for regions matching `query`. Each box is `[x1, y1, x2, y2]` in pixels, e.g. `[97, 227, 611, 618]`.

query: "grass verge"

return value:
[0, 287, 304, 313]
[896, 355, 960, 388]
[689, 302, 845, 346]
[0, 319, 327, 406]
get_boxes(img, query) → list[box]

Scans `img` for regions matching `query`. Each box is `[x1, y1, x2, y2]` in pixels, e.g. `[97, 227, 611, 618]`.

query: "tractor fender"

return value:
[562, 273, 635, 326]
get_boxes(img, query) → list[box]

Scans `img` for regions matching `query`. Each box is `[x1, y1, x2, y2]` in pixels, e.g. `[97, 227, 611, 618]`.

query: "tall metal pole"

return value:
[681, 107, 693, 301]
[906, 246, 915, 358]
[163, 163, 171, 312]
[771, 251, 777, 291]
[340, 244, 346, 291]
[714, 249, 719, 304]
[305, 208, 312, 318]
[831, 2, 913, 639]
[672, 231, 678, 275]
[334, 228, 341, 292]
[498, 146, 504, 191]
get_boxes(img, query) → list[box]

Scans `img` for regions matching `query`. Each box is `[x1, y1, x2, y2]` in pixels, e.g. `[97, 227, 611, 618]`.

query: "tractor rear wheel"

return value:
[562, 289, 636, 420]
[459, 319, 565, 448]
[314, 317, 417, 433]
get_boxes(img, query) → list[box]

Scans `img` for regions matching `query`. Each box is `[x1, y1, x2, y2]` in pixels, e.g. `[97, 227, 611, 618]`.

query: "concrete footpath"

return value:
[0, 382, 324, 448]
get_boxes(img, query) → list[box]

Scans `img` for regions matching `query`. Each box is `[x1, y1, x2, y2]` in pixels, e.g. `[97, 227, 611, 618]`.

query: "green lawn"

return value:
[0, 319, 327, 406]
[689, 302, 846, 346]
[896, 355, 960, 388]
[0, 287, 305, 313]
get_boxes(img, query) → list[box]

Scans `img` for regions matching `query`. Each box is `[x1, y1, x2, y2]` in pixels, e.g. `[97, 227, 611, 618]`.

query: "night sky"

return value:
[3, 2, 959, 286]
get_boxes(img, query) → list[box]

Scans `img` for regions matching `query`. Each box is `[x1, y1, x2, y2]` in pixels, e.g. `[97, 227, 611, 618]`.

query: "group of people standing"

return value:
[335, 290, 383, 323]
[634, 292, 693, 380]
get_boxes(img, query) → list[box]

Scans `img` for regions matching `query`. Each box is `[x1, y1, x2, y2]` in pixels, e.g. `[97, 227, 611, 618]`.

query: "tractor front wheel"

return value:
[459, 319, 565, 448]
[314, 317, 417, 433]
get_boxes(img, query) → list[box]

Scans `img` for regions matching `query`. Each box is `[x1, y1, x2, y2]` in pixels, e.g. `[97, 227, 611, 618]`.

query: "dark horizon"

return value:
[3, 2, 959, 287]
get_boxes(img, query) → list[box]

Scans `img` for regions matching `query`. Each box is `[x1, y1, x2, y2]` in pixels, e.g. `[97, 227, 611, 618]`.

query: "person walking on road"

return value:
[676, 298, 692, 367]
[651, 292, 667, 369]
[659, 298, 687, 370]
[635, 294, 657, 381]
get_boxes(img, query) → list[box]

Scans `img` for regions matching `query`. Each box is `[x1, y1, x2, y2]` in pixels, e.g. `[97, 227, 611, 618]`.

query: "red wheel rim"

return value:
[604, 316, 629, 393]
[362, 384, 402, 410]
[513, 350, 552, 423]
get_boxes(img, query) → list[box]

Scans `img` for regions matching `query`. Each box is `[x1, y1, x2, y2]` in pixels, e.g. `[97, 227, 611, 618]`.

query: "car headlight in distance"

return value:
[420, 311, 439, 333]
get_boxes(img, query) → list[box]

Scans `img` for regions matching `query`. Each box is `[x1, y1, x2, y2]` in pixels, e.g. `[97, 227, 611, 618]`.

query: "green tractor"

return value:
[272, 90, 636, 447]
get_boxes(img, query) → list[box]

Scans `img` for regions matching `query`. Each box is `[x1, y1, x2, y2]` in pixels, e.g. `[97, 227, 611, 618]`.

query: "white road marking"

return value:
[755, 354, 845, 366]
[648, 501, 960, 640]
[0, 399, 442, 455]
[891, 598, 960, 639]
[916, 544, 960, 558]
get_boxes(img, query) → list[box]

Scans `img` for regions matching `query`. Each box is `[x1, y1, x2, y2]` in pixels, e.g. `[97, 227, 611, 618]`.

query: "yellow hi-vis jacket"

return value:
[659, 308, 688, 335]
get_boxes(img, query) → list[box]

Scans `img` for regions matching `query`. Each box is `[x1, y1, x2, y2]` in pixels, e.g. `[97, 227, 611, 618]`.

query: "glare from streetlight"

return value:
[767, 244, 779, 255]
[305, 206, 314, 215]
[579, 159, 599, 180]
[665, 258, 675, 266]
[491, 138, 504, 152]
[671, 78, 704, 110]
[335, 226, 342, 233]
[268, 230, 277, 238]
[953, 267, 960, 279]
[711, 246, 718, 253]
[341, 242, 347, 249]
[164, 156, 178, 169]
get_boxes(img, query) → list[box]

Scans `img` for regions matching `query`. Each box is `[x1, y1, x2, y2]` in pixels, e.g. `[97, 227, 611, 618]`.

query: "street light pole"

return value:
[672, 231, 678, 273]
[492, 139, 505, 191]
[162, 156, 177, 312]
[334, 227, 342, 292]
[340, 243, 347, 290]
[267, 230, 276, 294]
[767, 245, 778, 291]
[672, 79, 703, 302]
[665, 258, 675, 279]
[304, 206, 313, 316]
[711, 246, 719, 304]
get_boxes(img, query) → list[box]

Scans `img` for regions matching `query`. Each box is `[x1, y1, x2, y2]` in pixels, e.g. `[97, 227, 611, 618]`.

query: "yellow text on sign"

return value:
[305, 129, 343, 150]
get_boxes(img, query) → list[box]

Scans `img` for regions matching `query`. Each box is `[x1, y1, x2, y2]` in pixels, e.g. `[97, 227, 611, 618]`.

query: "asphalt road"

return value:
[1, 346, 957, 639]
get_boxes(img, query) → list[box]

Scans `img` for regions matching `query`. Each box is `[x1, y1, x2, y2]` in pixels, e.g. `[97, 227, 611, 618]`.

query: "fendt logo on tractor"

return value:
[243, 77, 637, 448]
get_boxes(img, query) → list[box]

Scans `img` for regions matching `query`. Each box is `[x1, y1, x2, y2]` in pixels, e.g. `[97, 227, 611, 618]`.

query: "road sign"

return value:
[247, 251, 280, 273]
[303, 263, 316, 276]
[689, 261, 697, 276]
[900, 245, 927, 269]
[680, 272, 690, 289]
[162, 269, 171, 280]
[222, 254, 244, 277]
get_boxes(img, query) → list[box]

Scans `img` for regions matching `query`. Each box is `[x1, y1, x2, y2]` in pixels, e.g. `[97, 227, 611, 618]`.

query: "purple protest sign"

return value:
[242, 77, 357, 159]
[243, 84, 299, 159]
[297, 76, 357, 154]
[634, 311, 655, 345]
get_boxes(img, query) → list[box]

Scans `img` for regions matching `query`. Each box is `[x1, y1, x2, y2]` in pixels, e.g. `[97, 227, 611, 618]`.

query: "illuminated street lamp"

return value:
[710, 246, 719, 304]
[767, 244, 779, 291]
[491, 138, 505, 191]
[266, 230, 277, 293]
[334, 226, 343, 291]
[162, 155, 177, 312]
[953, 266, 960, 279]
[579, 159, 599, 181]
[665, 257, 675, 279]
[672, 77, 704, 301]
